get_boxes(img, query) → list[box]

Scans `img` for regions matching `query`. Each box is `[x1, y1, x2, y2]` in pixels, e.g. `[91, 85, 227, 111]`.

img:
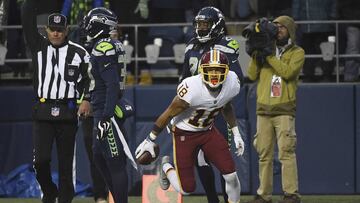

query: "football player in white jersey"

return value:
[182, 7, 244, 203]
[135, 49, 245, 203]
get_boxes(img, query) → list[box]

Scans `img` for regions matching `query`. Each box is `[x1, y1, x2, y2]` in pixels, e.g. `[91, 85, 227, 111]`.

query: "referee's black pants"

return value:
[33, 120, 77, 203]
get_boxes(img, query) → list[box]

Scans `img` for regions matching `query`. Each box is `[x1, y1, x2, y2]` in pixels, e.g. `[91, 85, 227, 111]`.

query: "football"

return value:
[136, 144, 160, 165]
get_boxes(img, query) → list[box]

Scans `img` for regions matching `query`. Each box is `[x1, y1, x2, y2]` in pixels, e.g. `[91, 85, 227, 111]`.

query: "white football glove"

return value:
[135, 136, 156, 159]
[232, 126, 245, 156]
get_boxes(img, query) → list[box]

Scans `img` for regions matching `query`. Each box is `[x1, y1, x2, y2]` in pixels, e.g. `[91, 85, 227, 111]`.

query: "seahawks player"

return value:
[83, 7, 135, 203]
[180, 6, 244, 203]
[181, 7, 244, 83]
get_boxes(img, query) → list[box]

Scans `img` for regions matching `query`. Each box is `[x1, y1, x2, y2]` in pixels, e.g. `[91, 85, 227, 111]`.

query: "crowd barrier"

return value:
[0, 84, 359, 196]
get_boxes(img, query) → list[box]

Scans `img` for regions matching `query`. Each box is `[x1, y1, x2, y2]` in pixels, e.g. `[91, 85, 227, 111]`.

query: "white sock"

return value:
[162, 163, 190, 195]
[163, 163, 173, 173]
[223, 172, 241, 203]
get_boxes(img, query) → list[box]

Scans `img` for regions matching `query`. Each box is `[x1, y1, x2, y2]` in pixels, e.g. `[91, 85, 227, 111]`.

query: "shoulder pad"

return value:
[95, 41, 114, 54]
[185, 43, 194, 53]
[227, 39, 239, 50]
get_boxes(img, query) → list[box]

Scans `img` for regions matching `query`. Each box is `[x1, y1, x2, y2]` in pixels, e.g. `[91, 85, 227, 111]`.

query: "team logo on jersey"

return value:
[51, 107, 60, 117]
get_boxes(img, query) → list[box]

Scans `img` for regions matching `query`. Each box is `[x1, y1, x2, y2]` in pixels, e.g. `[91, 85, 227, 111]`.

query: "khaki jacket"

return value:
[247, 45, 305, 116]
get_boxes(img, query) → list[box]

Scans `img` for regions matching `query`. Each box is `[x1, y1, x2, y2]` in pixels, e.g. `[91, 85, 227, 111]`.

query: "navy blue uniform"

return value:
[180, 35, 243, 203]
[90, 38, 126, 119]
[181, 36, 244, 83]
[88, 38, 130, 203]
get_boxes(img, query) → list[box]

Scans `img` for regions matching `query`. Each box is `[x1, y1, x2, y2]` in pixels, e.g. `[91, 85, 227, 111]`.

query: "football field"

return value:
[2, 195, 360, 203]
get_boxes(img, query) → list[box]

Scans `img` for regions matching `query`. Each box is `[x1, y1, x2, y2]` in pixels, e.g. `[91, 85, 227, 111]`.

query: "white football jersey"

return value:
[173, 71, 241, 132]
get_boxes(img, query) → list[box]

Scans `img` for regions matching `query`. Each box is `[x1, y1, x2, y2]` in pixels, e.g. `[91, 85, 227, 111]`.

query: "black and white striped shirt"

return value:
[22, 0, 90, 101]
[34, 41, 89, 99]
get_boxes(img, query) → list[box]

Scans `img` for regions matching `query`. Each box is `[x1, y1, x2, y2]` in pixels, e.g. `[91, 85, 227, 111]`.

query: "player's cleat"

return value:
[159, 156, 170, 190]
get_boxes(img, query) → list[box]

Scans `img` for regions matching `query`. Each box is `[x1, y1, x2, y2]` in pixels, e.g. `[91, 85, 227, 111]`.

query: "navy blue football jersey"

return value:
[88, 38, 126, 119]
[180, 36, 244, 83]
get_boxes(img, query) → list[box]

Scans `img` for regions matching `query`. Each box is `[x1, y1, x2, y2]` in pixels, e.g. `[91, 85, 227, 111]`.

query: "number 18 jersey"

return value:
[173, 71, 240, 132]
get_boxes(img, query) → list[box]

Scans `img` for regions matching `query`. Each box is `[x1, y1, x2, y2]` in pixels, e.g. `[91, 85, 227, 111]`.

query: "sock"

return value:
[220, 174, 229, 203]
[222, 172, 241, 203]
[197, 165, 220, 203]
[163, 167, 189, 195]
[162, 163, 189, 195]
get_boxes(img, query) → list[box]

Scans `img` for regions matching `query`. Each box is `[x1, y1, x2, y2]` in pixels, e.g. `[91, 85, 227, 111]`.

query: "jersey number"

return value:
[177, 83, 189, 97]
[188, 108, 222, 128]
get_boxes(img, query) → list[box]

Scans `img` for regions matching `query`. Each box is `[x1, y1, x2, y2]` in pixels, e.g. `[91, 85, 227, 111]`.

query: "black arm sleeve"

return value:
[77, 62, 91, 101]
[22, 0, 43, 54]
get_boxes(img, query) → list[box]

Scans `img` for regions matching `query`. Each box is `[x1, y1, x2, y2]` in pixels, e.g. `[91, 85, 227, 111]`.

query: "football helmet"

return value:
[199, 49, 229, 89]
[82, 7, 118, 41]
[193, 7, 226, 43]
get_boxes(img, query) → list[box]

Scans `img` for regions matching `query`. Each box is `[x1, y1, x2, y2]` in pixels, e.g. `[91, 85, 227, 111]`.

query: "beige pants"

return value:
[253, 115, 299, 201]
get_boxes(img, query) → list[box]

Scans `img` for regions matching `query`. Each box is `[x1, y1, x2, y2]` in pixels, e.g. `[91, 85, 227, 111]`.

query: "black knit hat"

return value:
[48, 13, 67, 29]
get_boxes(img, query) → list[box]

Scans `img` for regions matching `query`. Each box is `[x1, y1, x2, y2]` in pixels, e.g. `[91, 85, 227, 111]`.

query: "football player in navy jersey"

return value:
[180, 7, 244, 84]
[83, 7, 136, 203]
[180, 6, 245, 203]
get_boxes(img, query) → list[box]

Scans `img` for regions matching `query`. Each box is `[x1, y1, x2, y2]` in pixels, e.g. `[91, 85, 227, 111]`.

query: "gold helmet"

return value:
[199, 49, 229, 88]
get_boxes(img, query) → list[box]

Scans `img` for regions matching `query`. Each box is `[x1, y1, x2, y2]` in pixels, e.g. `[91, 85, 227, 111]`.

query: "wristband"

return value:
[231, 126, 240, 137]
[147, 132, 157, 141]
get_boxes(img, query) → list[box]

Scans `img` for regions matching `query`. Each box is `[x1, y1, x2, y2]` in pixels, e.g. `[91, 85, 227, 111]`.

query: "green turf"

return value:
[1, 195, 360, 203]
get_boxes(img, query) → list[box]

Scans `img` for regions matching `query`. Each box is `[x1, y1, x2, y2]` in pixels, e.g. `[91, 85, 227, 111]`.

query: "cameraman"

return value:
[246, 16, 304, 203]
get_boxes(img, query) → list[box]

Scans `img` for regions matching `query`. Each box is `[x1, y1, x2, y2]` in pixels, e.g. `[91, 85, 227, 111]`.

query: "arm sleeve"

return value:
[95, 42, 122, 119]
[22, 0, 43, 54]
[101, 64, 121, 119]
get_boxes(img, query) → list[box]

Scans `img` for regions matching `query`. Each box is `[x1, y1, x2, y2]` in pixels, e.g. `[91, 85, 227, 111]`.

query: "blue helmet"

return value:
[83, 7, 118, 41]
[193, 7, 226, 43]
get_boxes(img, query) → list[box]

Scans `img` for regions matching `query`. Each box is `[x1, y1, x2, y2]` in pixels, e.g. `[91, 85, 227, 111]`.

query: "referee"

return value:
[22, 0, 91, 203]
